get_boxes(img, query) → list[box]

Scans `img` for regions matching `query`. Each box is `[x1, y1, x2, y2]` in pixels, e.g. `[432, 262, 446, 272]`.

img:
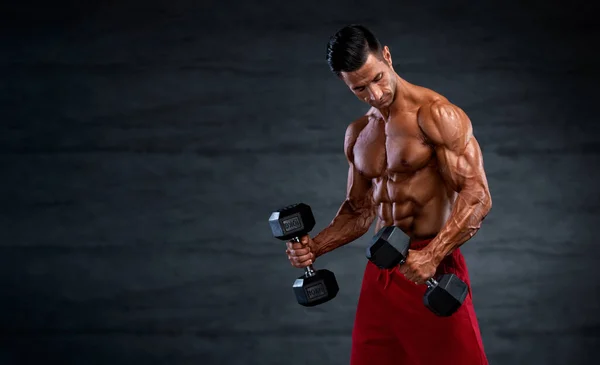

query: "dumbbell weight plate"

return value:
[293, 269, 339, 307]
[423, 274, 469, 316]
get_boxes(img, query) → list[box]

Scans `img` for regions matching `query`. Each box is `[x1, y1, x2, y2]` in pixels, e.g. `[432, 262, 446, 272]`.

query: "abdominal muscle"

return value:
[372, 165, 454, 240]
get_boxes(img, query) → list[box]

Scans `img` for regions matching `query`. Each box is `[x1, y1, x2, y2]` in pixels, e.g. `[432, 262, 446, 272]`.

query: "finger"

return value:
[288, 247, 310, 257]
[288, 241, 305, 250]
[419, 275, 432, 285]
[401, 271, 416, 283]
[300, 235, 309, 245]
[286, 240, 304, 248]
[412, 272, 425, 284]
[415, 272, 432, 285]
[293, 252, 313, 264]
[291, 258, 312, 268]
[291, 260, 304, 268]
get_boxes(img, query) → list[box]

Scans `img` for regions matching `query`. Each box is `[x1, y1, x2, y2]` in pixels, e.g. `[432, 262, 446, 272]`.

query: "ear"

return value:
[382, 46, 393, 69]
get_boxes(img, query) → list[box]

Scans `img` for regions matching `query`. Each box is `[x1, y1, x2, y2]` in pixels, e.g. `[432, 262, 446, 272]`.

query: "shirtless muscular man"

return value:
[285, 25, 492, 364]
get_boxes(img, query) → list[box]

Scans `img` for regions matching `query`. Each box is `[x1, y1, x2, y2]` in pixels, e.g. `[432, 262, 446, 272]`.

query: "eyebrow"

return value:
[352, 72, 382, 90]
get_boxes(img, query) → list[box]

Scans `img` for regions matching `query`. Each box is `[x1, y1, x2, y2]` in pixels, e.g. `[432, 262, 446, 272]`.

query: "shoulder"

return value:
[344, 114, 370, 161]
[417, 98, 473, 150]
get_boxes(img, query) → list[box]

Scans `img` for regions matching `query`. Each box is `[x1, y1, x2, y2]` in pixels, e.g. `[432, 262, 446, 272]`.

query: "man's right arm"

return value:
[312, 118, 377, 258]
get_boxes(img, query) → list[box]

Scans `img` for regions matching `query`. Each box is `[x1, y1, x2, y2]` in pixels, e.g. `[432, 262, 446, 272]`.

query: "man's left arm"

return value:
[411, 100, 492, 281]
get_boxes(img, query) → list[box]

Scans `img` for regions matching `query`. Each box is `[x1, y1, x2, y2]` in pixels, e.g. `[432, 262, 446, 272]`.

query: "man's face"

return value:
[340, 46, 396, 109]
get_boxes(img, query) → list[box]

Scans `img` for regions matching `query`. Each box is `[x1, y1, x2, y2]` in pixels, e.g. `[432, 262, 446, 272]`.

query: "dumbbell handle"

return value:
[426, 278, 438, 288]
[291, 237, 316, 277]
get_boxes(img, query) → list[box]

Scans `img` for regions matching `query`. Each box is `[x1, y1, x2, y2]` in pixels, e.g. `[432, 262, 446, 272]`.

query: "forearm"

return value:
[426, 188, 492, 264]
[312, 200, 376, 257]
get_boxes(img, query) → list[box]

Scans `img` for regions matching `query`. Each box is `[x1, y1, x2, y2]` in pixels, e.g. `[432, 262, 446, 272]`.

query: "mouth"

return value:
[376, 98, 389, 107]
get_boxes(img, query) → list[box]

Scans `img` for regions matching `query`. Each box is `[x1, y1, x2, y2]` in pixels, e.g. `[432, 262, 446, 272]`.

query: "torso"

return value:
[352, 85, 455, 240]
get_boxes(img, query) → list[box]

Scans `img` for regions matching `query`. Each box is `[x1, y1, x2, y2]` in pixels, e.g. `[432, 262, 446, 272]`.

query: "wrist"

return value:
[423, 246, 445, 267]
[311, 236, 323, 258]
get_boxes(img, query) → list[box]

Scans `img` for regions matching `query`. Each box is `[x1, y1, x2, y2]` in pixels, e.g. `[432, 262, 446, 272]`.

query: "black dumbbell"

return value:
[366, 226, 469, 317]
[269, 203, 339, 307]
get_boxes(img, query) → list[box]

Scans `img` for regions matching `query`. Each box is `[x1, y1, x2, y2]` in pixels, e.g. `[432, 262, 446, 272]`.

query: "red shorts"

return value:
[351, 239, 488, 365]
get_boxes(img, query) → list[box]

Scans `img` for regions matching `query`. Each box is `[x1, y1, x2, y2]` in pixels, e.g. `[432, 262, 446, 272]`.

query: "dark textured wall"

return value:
[1, 1, 599, 364]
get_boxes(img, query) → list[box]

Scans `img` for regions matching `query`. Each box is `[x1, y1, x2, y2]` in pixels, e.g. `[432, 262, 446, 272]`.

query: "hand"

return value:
[286, 235, 316, 269]
[398, 249, 439, 285]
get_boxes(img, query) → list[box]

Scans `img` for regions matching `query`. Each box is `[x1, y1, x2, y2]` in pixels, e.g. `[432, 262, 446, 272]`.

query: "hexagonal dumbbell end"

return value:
[268, 203, 315, 241]
[423, 273, 469, 317]
[293, 269, 339, 307]
[366, 226, 410, 269]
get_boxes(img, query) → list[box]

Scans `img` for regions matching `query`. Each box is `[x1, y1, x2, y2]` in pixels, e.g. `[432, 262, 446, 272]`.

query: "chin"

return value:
[379, 98, 392, 108]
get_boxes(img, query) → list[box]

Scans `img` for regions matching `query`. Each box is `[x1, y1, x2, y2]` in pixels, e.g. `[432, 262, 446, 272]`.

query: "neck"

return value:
[379, 107, 391, 120]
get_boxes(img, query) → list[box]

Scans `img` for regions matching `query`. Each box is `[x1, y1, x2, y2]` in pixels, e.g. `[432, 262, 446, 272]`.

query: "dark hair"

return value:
[326, 24, 383, 76]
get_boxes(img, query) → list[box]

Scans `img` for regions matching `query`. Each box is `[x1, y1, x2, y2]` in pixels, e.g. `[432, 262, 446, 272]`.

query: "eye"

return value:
[374, 73, 383, 82]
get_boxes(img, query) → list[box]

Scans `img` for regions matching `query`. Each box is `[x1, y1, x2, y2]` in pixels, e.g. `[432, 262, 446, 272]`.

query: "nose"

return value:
[368, 87, 383, 103]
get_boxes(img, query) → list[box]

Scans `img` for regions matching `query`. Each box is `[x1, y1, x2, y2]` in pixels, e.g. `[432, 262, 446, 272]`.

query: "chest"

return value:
[353, 117, 434, 178]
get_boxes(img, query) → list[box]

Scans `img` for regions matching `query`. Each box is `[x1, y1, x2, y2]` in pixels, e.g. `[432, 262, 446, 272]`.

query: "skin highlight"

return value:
[286, 45, 492, 285]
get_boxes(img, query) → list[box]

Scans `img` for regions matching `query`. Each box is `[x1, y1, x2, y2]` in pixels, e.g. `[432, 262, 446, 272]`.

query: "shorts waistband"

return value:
[410, 238, 434, 250]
